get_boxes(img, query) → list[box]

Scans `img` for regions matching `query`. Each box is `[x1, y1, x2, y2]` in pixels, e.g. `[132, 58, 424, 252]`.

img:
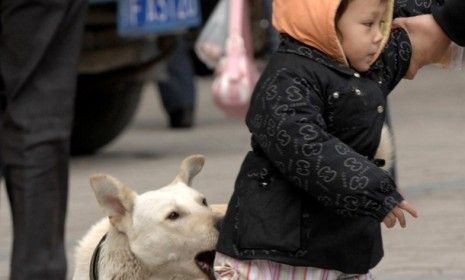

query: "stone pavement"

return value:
[1, 66, 465, 279]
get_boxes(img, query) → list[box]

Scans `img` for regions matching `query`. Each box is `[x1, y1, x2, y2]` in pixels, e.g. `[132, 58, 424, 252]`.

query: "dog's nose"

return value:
[214, 217, 224, 231]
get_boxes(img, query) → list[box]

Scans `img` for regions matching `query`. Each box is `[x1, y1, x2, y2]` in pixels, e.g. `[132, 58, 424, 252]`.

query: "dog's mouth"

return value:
[195, 251, 215, 280]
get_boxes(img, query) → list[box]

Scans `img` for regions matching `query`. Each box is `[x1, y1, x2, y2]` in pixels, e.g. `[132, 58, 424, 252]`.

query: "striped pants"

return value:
[214, 253, 374, 280]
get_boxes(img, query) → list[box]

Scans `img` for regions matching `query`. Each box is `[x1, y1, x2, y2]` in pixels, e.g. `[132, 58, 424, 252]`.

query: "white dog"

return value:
[73, 155, 221, 280]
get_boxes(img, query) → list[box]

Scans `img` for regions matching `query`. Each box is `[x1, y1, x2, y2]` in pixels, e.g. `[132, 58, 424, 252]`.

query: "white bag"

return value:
[194, 0, 229, 69]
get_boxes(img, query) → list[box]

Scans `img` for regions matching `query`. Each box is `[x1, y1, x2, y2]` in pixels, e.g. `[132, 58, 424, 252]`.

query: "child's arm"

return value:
[369, 28, 412, 91]
[369, 0, 452, 89]
[393, 14, 452, 79]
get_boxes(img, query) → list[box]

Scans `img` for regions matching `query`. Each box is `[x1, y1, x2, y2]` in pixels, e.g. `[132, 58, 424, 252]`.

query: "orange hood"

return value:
[273, 0, 394, 65]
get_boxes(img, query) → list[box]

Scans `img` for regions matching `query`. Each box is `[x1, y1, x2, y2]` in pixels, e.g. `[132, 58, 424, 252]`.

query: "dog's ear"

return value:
[173, 154, 205, 186]
[90, 174, 137, 227]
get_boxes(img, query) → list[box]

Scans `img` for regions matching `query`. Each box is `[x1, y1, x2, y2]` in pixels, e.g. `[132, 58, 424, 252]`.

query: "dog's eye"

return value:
[202, 198, 208, 207]
[166, 211, 180, 220]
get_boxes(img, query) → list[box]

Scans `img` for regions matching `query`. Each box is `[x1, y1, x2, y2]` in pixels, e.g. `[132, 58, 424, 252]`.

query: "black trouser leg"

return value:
[4, 144, 69, 279]
[158, 35, 196, 113]
[0, 0, 87, 279]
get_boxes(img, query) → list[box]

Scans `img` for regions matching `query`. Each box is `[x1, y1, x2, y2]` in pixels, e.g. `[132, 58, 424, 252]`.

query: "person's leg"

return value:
[263, 0, 280, 53]
[158, 35, 197, 128]
[0, 93, 4, 181]
[0, 0, 87, 279]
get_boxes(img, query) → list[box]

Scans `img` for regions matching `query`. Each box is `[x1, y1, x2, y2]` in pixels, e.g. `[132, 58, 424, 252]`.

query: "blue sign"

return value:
[118, 0, 202, 37]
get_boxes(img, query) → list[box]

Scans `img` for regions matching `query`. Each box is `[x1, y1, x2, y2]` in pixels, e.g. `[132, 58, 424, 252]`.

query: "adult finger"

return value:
[392, 17, 408, 30]
[399, 201, 418, 218]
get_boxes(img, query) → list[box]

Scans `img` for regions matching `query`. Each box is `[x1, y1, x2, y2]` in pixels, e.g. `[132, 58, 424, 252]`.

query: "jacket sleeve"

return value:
[246, 68, 404, 221]
[394, 0, 433, 17]
[432, 0, 465, 46]
[370, 28, 412, 92]
[376, 0, 456, 90]
[373, 0, 436, 91]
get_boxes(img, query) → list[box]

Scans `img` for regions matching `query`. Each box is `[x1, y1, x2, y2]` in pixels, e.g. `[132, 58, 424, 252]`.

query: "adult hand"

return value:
[393, 14, 452, 79]
[383, 200, 418, 228]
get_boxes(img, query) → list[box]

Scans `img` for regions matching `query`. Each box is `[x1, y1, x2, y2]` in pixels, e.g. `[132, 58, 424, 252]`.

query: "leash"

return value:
[90, 233, 107, 280]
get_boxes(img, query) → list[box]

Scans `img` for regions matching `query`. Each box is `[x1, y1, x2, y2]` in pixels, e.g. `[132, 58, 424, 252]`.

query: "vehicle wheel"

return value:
[70, 74, 143, 155]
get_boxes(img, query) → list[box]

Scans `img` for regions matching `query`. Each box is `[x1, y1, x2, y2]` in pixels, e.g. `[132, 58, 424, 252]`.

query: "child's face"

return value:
[337, 0, 387, 72]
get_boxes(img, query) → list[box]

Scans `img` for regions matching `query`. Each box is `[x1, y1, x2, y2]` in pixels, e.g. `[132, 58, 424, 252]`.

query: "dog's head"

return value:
[90, 155, 219, 279]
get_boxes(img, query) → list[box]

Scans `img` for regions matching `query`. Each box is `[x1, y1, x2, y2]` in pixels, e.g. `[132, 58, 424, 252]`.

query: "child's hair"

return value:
[335, 0, 351, 40]
[335, 0, 350, 24]
[336, 0, 388, 23]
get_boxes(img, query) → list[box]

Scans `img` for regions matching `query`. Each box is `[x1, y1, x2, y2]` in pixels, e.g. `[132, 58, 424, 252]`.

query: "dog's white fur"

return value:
[374, 123, 394, 171]
[73, 155, 220, 280]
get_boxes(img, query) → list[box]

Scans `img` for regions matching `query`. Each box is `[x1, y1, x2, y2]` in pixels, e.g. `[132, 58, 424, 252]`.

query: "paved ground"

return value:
[1, 66, 465, 279]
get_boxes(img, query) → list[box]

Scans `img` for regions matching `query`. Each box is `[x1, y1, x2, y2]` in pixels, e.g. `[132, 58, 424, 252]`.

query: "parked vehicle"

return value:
[72, 0, 202, 155]
[72, 0, 272, 155]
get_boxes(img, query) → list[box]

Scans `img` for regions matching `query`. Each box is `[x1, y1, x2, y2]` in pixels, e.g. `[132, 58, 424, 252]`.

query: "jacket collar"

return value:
[277, 35, 359, 77]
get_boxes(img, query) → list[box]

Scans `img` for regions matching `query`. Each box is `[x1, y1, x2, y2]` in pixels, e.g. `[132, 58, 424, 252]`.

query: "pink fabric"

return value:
[211, 0, 259, 118]
[214, 252, 374, 280]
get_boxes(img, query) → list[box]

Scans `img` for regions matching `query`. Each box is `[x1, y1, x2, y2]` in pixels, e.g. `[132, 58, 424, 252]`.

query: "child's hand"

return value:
[383, 200, 418, 228]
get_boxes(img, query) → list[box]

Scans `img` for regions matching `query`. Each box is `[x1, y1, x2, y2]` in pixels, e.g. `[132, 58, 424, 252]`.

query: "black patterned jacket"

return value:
[431, 0, 465, 46]
[394, 0, 465, 45]
[216, 25, 414, 274]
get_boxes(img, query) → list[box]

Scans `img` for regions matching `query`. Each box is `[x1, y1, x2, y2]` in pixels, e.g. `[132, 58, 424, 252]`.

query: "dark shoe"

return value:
[168, 108, 194, 128]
